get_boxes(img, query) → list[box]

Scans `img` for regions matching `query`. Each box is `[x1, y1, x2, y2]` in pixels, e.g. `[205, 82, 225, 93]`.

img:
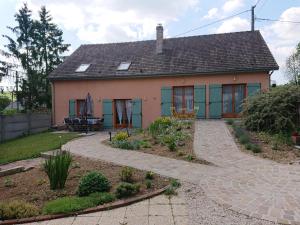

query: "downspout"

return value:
[51, 82, 55, 127]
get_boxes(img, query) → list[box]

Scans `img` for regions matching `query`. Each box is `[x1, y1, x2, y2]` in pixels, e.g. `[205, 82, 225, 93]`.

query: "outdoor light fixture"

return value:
[109, 131, 112, 141]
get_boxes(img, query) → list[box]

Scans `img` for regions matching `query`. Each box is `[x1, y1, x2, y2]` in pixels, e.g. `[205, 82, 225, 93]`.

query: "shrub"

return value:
[239, 135, 250, 144]
[145, 180, 152, 189]
[115, 182, 140, 198]
[233, 126, 244, 138]
[225, 119, 234, 125]
[245, 143, 252, 150]
[112, 139, 140, 150]
[140, 140, 151, 148]
[176, 150, 185, 157]
[42, 196, 96, 214]
[170, 179, 181, 188]
[112, 131, 128, 142]
[44, 151, 72, 190]
[0, 95, 10, 111]
[242, 85, 300, 133]
[148, 117, 172, 137]
[120, 167, 134, 183]
[77, 171, 110, 196]
[251, 144, 262, 153]
[0, 200, 39, 219]
[1, 108, 17, 116]
[164, 186, 177, 196]
[168, 140, 177, 151]
[89, 192, 115, 205]
[185, 154, 194, 161]
[145, 171, 154, 180]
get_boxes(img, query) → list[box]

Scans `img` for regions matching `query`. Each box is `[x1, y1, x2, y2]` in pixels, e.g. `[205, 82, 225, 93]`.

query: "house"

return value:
[49, 25, 278, 129]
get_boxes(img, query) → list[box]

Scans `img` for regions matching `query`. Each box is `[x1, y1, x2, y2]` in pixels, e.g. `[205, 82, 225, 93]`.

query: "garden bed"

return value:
[226, 119, 300, 164]
[104, 118, 210, 165]
[0, 155, 169, 221]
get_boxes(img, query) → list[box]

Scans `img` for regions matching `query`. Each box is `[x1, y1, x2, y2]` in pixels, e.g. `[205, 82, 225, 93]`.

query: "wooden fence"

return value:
[0, 112, 51, 142]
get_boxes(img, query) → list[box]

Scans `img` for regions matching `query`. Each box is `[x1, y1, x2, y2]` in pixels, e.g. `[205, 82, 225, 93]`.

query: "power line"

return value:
[173, 9, 251, 38]
[256, 18, 300, 24]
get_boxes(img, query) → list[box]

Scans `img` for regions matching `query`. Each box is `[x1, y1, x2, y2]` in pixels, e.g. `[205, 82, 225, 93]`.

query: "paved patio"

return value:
[39, 120, 300, 225]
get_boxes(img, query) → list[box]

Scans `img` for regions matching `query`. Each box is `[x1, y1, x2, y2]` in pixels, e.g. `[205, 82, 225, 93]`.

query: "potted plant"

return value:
[292, 131, 300, 145]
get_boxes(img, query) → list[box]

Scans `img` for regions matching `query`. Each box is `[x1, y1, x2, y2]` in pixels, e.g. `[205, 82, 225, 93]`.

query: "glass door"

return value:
[222, 84, 245, 117]
[115, 99, 132, 128]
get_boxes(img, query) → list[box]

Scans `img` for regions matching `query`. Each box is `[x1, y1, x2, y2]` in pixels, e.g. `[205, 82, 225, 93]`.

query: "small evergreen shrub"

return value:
[44, 151, 72, 190]
[239, 135, 250, 144]
[245, 143, 252, 150]
[164, 186, 177, 196]
[89, 192, 115, 205]
[115, 182, 140, 198]
[0, 200, 39, 219]
[77, 171, 110, 196]
[120, 167, 134, 183]
[145, 171, 154, 180]
[251, 144, 262, 153]
[112, 131, 128, 141]
[170, 179, 181, 188]
[168, 141, 177, 151]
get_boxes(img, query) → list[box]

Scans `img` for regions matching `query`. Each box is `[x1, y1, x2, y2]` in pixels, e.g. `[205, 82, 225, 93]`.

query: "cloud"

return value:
[222, 0, 244, 13]
[17, 0, 199, 43]
[216, 17, 249, 33]
[260, 7, 300, 83]
[203, 8, 219, 19]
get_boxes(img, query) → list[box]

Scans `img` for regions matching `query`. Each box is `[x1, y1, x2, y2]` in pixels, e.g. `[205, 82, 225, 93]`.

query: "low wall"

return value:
[0, 112, 51, 142]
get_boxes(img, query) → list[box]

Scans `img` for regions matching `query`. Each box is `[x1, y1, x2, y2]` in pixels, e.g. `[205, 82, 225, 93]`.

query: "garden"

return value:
[227, 85, 300, 163]
[0, 152, 171, 222]
[104, 117, 209, 164]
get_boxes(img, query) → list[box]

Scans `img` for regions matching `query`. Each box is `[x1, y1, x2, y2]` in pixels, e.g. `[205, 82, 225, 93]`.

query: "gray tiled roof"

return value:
[49, 30, 279, 80]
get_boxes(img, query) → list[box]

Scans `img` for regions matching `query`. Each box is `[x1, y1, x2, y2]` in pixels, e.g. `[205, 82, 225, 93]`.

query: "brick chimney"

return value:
[156, 24, 163, 54]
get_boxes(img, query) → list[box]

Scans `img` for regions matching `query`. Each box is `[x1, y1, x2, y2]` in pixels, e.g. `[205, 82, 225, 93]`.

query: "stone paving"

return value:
[37, 120, 300, 225]
[24, 194, 188, 225]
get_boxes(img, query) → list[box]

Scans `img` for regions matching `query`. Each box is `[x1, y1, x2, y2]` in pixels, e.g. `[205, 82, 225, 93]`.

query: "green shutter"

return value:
[161, 87, 172, 116]
[69, 99, 76, 118]
[132, 99, 142, 128]
[102, 99, 113, 129]
[194, 85, 206, 119]
[247, 83, 261, 96]
[209, 84, 222, 119]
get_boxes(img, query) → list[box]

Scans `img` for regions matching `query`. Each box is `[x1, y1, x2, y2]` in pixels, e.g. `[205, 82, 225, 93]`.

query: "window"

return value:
[117, 62, 131, 71]
[76, 99, 85, 117]
[75, 64, 90, 72]
[115, 99, 132, 128]
[173, 86, 194, 114]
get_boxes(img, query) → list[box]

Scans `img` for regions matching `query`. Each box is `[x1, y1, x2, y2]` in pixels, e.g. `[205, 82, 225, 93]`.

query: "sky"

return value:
[0, 0, 300, 87]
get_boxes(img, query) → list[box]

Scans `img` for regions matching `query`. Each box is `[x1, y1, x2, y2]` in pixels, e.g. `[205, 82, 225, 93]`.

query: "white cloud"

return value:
[203, 8, 219, 19]
[216, 17, 249, 33]
[17, 0, 199, 43]
[222, 0, 244, 13]
[260, 7, 300, 84]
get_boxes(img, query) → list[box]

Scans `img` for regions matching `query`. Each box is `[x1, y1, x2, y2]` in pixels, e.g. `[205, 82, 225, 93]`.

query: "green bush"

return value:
[140, 140, 151, 148]
[112, 139, 140, 150]
[167, 140, 177, 151]
[0, 200, 39, 219]
[88, 192, 115, 205]
[0, 95, 10, 112]
[233, 126, 244, 138]
[112, 131, 128, 142]
[148, 117, 172, 137]
[120, 167, 134, 183]
[225, 119, 235, 125]
[251, 144, 262, 153]
[145, 171, 154, 180]
[170, 179, 181, 188]
[1, 108, 17, 116]
[42, 196, 96, 214]
[44, 151, 72, 190]
[245, 143, 252, 150]
[115, 182, 140, 198]
[242, 85, 300, 133]
[164, 186, 177, 196]
[145, 179, 152, 189]
[77, 171, 111, 196]
[185, 154, 195, 161]
[239, 135, 250, 144]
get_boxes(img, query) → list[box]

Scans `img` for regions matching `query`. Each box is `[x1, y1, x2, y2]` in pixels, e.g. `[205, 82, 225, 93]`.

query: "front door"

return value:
[222, 84, 245, 117]
[114, 99, 132, 128]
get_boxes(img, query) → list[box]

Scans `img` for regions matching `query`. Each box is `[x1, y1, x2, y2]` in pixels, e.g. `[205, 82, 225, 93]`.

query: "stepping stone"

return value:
[40, 149, 66, 159]
[0, 166, 25, 177]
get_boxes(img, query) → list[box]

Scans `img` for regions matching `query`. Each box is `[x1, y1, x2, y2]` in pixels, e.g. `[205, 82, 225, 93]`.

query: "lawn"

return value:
[0, 132, 79, 164]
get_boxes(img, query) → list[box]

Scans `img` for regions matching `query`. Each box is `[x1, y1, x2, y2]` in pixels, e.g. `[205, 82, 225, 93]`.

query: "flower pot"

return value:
[292, 135, 300, 145]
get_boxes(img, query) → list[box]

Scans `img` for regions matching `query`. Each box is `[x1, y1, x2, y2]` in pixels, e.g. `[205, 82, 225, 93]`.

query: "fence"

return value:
[0, 112, 51, 142]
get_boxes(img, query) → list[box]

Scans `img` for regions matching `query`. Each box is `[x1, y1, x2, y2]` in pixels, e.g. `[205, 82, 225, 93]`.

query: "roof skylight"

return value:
[75, 64, 90, 72]
[117, 62, 131, 71]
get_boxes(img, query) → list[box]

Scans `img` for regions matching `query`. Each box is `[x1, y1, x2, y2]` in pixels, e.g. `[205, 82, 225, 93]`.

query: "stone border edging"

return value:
[0, 186, 169, 225]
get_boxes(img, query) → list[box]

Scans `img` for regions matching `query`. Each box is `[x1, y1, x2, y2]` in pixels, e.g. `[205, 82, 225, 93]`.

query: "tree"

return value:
[2, 3, 69, 110]
[285, 42, 300, 85]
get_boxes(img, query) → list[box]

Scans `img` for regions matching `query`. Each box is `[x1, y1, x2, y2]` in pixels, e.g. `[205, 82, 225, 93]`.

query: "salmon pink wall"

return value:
[52, 72, 270, 128]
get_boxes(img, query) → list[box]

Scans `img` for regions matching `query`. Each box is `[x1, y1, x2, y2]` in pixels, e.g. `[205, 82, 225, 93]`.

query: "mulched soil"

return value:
[104, 123, 210, 165]
[227, 124, 300, 164]
[0, 155, 169, 210]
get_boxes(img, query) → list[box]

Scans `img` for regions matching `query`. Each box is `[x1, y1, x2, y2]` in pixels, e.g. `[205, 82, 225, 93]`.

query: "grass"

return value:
[0, 132, 78, 165]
